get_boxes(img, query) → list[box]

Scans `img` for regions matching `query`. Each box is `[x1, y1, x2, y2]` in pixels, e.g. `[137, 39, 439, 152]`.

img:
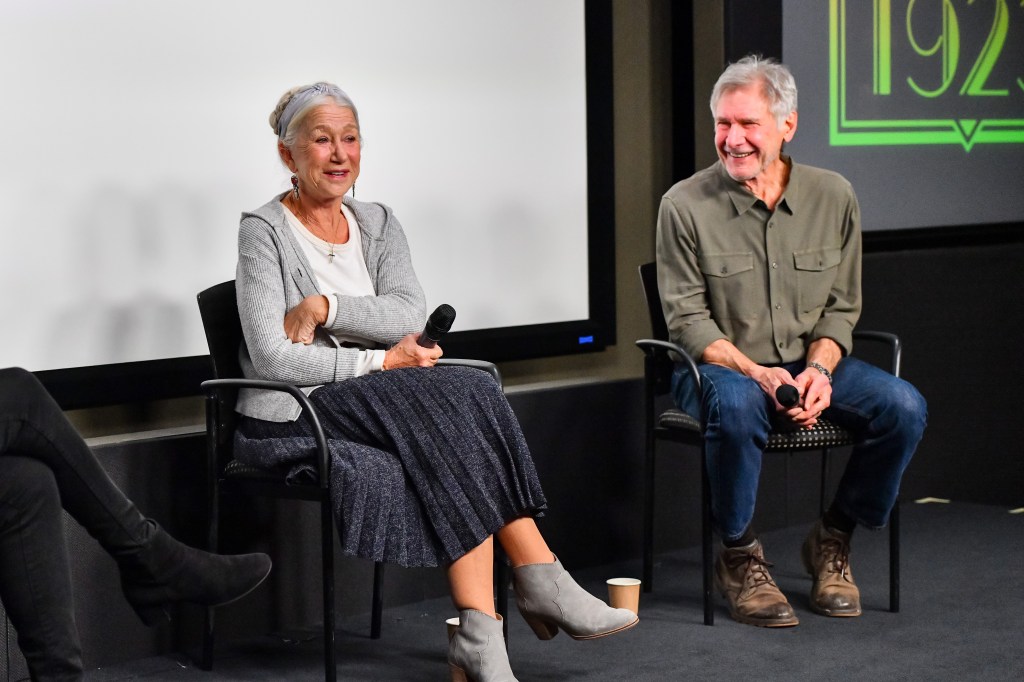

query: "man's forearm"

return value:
[806, 337, 843, 377]
[702, 338, 760, 377]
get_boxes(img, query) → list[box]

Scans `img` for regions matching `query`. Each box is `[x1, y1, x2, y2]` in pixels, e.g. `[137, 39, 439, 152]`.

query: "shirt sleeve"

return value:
[808, 183, 862, 356]
[655, 195, 729, 359]
[325, 292, 338, 328]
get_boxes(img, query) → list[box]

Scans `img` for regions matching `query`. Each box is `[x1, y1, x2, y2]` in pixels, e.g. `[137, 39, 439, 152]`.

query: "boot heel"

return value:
[522, 614, 558, 640]
[449, 663, 469, 682]
[132, 603, 171, 627]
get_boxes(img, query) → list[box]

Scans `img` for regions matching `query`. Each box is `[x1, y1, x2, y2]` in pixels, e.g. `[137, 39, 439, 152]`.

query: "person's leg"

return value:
[825, 357, 927, 528]
[448, 535, 497, 616]
[672, 363, 774, 542]
[446, 536, 517, 681]
[0, 367, 271, 624]
[495, 517, 552, 567]
[0, 456, 83, 681]
[495, 517, 637, 640]
[0, 368, 147, 553]
[801, 357, 927, 617]
[672, 363, 797, 627]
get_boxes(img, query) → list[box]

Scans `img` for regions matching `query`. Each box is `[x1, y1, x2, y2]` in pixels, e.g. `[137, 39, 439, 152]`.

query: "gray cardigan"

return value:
[235, 193, 426, 421]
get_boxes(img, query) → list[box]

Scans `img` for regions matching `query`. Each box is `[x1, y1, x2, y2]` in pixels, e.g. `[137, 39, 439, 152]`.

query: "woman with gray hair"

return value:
[233, 82, 637, 681]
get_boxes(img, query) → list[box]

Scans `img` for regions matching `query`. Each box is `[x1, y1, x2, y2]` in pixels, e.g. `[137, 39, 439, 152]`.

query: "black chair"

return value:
[197, 280, 509, 680]
[634, 262, 900, 625]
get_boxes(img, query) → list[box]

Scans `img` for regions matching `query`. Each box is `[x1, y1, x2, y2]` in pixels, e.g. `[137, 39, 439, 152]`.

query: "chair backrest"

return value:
[639, 262, 669, 342]
[197, 281, 245, 463]
[638, 262, 676, 396]
[197, 280, 244, 381]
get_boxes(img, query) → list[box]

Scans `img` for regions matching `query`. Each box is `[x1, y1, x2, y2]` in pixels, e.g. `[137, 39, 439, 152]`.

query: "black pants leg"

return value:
[0, 367, 154, 553]
[0, 456, 83, 681]
[0, 367, 156, 679]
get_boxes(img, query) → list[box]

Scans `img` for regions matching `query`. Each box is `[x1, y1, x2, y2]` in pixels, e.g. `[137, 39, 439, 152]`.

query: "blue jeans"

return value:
[671, 357, 927, 542]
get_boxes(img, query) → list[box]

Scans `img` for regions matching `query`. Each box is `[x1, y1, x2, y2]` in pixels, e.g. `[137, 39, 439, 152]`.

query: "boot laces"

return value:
[727, 551, 777, 590]
[820, 536, 851, 579]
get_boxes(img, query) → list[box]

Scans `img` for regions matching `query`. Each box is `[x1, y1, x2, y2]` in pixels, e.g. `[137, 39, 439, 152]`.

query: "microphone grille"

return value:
[776, 384, 799, 408]
[429, 304, 457, 333]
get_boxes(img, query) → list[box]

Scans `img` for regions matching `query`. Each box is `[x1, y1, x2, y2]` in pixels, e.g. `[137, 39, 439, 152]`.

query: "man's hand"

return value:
[751, 365, 798, 409]
[750, 365, 829, 429]
[284, 295, 329, 345]
[383, 333, 442, 370]
[789, 368, 832, 428]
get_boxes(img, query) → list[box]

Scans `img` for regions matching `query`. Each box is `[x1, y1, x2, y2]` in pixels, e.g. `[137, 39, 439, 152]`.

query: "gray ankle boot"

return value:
[513, 556, 639, 640]
[448, 610, 518, 682]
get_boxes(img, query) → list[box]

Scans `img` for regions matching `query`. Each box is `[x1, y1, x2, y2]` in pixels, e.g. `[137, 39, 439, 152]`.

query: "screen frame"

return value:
[36, 0, 616, 410]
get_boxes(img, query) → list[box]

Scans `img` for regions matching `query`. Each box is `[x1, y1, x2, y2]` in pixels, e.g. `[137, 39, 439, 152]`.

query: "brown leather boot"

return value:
[714, 539, 798, 627]
[801, 521, 862, 617]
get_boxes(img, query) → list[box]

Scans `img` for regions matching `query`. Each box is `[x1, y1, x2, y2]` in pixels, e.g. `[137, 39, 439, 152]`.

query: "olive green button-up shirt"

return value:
[656, 159, 862, 365]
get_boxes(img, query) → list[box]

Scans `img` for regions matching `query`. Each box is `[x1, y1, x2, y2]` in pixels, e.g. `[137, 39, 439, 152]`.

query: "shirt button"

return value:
[772, 262, 778, 269]
[778, 342, 783, 348]
[721, 267, 728, 274]
[775, 304, 782, 310]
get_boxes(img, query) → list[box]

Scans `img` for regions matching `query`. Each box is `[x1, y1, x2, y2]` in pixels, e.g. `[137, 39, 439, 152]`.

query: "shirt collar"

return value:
[719, 155, 798, 216]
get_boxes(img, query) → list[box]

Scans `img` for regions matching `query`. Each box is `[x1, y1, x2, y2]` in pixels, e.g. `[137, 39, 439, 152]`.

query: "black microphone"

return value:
[417, 304, 456, 348]
[775, 384, 800, 408]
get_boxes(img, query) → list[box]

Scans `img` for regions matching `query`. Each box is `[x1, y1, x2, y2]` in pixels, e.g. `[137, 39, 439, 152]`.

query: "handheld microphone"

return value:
[775, 384, 800, 408]
[417, 304, 456, 348]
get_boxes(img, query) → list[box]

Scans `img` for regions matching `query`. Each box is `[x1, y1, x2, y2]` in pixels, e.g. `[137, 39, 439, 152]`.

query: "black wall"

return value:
[861, 237, 1024, 505]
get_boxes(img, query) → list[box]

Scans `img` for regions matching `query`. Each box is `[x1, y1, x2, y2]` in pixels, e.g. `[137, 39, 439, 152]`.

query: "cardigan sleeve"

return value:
[236, 214, 361, 386]
[324, 204, 426, 344]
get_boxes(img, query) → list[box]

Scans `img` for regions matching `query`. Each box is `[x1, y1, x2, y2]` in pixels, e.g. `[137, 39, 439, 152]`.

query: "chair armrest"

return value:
[636, 339, 702, 400]
[852, 330, 902, 377]
[437, 358, 503, 390]
[201, 378, 331, 488]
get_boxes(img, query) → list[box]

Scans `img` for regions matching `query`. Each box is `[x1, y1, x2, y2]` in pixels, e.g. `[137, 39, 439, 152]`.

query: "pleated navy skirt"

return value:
[234, 365, 547, 567]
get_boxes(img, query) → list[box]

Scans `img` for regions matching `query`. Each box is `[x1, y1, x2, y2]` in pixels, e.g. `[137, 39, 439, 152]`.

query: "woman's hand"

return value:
[383, 333, 442, 370]
[284, 295, 329, 344]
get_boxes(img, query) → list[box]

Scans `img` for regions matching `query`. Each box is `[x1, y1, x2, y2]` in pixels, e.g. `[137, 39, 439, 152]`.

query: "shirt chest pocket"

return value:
[698, 252, 760, 320]
[793, 247, 841, 313]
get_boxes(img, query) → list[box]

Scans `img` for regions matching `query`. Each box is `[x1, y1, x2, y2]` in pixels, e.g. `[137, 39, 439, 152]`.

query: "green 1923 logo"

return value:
[830, 0, 1024, 150]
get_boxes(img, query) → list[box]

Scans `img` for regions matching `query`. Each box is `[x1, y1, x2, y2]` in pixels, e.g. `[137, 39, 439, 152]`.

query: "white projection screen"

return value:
[0, 0, 615, 406]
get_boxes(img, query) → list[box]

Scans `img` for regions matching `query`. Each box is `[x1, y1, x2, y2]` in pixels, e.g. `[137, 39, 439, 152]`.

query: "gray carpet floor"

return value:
[89, 501, 1023, 681]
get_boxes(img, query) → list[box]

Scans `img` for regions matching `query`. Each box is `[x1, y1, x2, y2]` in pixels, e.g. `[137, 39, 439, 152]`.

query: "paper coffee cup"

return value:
[606, 577, 642, 614]
[446, 616, 460, 641]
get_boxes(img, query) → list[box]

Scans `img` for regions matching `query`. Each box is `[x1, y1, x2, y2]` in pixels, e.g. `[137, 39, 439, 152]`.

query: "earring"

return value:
[351, 182, 356, 198]
[291, 175, 299, 198]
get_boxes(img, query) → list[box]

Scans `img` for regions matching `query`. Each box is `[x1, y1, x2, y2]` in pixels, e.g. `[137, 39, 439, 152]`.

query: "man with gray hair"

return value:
[656, 55, 927, 627]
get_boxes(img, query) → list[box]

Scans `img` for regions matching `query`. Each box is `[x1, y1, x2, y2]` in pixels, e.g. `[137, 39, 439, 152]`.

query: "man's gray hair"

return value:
[710, 55, 798, 126]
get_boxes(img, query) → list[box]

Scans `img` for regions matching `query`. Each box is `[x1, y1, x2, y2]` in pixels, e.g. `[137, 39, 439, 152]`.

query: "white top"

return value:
[282, 203, 386, 374]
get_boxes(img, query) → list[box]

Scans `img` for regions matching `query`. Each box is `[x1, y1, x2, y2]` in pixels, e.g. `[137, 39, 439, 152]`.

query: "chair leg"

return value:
[371, 562, 384, 639]
[701, 448, 714, 626]
[321, 500, 336, 682]
[201, 607, 215, 670]
[643, 436, 656, 593]
[202, 398, 219, 671]
[889, 500, 900, 613]
[819, 448, 831, 516]
[494, 548, 510, 644]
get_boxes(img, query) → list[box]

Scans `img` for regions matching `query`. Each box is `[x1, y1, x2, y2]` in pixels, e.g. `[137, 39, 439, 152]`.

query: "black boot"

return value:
[118, 520, 271, 625]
